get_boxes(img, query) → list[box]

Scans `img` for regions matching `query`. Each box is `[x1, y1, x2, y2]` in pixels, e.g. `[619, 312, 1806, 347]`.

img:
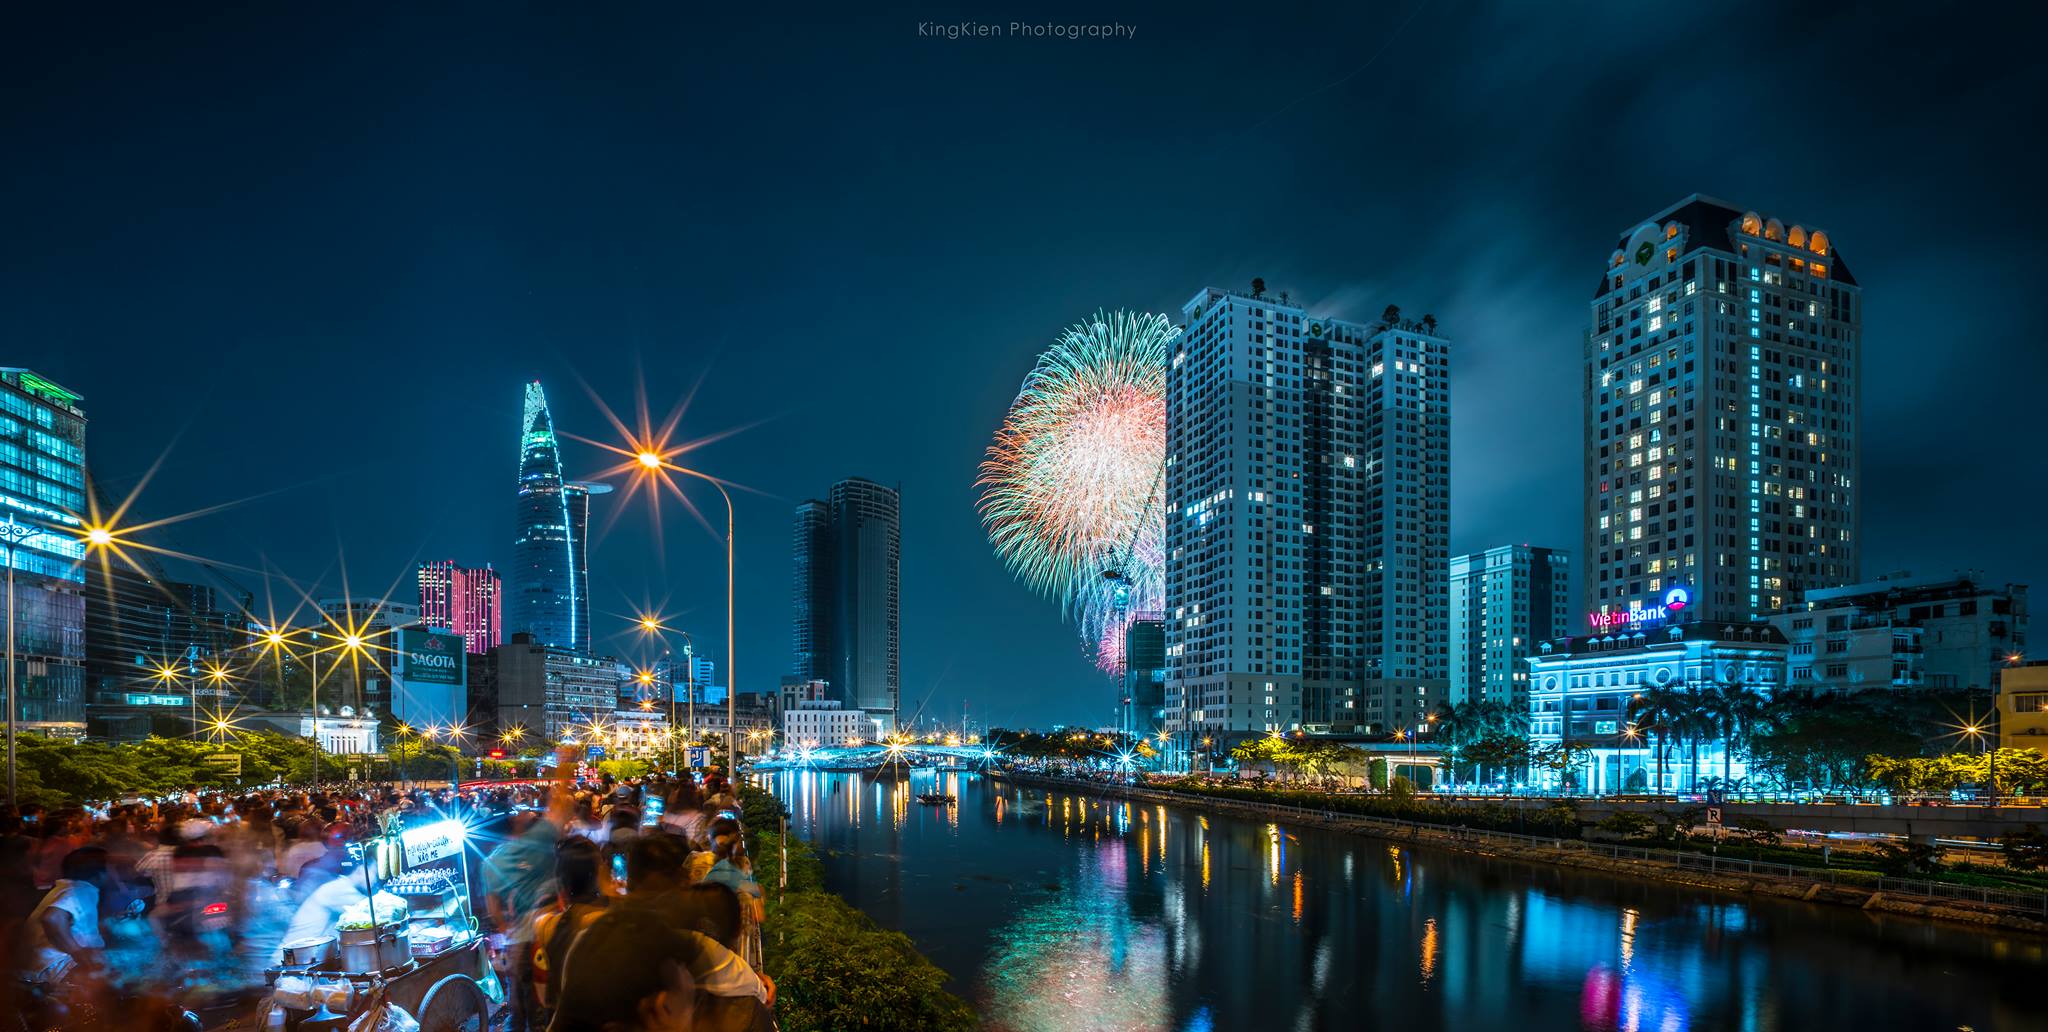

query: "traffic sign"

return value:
[1706, 806, 1723, 825]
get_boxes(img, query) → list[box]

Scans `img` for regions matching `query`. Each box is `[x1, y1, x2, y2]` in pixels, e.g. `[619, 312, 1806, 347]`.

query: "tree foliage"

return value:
[14, 730, 326, 805]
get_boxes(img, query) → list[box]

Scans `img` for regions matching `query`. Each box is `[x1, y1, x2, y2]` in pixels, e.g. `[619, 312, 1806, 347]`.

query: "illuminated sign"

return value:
[399, 818, 466, 867]
[126, 693, 188, 706]
[400, 629, 465, 686]
[1588, 586, 1690, 631]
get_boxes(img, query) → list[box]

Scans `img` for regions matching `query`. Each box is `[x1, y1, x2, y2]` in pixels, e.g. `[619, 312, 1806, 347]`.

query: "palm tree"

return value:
[1703, 682, 1766, 789]
[1429, 701, 1483, 783]
[1628, 687, 1686, 796]
[1673, 687, 1721, 793]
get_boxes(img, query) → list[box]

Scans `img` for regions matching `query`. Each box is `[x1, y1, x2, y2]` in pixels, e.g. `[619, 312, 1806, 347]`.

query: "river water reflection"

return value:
[765, 769, 2045, 1032]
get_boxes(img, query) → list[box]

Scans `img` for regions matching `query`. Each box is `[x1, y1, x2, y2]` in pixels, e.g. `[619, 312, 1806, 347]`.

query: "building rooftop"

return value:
[1792, 570, 2023, 610]
[1538, 621, 1788, 657]
[1594, 194, 1858, 299]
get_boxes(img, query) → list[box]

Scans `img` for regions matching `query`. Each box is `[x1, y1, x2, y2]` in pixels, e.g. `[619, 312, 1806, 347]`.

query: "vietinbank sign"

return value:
[1588, 586, 1690, 631]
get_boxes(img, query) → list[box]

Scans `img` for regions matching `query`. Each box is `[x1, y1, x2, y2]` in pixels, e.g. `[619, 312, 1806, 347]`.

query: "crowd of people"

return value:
[0, 744, 779, 1032]
[488, 752, 775, 1032]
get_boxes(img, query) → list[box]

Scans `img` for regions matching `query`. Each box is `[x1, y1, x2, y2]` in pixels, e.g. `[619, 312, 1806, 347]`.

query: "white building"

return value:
[246, 709, 381, 755]
[1527, 622, 1787, 794]
[1585, 197, 1861, 629]
[1165, 285, 1449, 742]
[1770, 570, 2026, 694]
[781, 699, 869, 748]
[1449, 545, 1571, 710]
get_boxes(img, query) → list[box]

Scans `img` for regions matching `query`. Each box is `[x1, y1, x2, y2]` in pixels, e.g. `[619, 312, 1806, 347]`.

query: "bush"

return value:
[1654, 805, 1707, 841]
[771, 892, 977, 1032]
[1596, 811, 1656, 840]
[1730, 816, 1782, 849]
[1134, 777, 1583, 839]
[2000, 826, 2048, 872]
[1871, 840, 1945, 877]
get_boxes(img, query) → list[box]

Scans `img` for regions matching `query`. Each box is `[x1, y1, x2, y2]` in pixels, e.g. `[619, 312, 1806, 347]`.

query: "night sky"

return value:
[10, 4, 2044, 729]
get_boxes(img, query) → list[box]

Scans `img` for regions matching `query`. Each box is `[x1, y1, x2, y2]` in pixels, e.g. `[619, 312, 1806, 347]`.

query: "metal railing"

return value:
[1003, 772, 2048, 918]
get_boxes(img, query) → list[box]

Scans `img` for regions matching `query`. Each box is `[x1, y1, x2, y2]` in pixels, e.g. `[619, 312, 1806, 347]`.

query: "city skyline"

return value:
[13, 4, 2044, 728]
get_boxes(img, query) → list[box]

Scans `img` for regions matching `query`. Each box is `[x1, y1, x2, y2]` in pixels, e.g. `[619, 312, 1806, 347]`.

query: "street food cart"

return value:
[266, 809, 497, 1032]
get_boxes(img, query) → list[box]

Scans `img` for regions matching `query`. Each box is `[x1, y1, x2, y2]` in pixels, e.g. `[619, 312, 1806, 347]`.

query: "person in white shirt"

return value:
[25, 847, 110, 984]
[276, 866, 367, 965]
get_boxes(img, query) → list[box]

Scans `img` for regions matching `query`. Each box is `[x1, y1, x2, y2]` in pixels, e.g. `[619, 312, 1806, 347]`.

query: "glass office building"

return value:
[0, 369, 88, 735]
[509, 382, 605, 652]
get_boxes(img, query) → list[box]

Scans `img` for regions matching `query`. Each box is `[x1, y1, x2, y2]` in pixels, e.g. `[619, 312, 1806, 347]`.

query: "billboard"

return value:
[401, 629, 465, 684]
[396, 627, 467, 729]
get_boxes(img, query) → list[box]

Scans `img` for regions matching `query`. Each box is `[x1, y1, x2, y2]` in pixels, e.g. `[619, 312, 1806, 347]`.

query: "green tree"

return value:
[1596, 811, 1656, 840]
[1999, 826, 2048, 872]
[1287, 739, 1370, 788]
[1629, 687, 1687, 795]
[1702, 682, 1768, 786]
[1465, 731, 1527, 786]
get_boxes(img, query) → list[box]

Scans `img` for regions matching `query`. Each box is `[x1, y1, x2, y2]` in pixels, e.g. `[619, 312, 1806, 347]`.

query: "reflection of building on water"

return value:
[767, 770, 2022, 1032]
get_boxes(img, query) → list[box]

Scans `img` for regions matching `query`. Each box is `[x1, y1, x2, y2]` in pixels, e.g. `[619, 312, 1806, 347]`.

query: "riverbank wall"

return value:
[993, 771, 2048, 938]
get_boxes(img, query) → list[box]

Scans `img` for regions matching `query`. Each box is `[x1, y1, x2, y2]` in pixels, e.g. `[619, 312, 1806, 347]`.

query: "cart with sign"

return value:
[265, 809, 499, 1032]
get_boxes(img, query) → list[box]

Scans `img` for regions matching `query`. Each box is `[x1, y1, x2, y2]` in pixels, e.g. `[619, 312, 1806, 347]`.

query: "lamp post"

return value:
[1, 514, 33, 806]
[637, 451, 737, 773]
[638, 618, 694, 774]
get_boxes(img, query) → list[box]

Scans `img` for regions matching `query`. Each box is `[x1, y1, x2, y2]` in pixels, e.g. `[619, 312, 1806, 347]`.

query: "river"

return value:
[762, 769, 2046, 1032]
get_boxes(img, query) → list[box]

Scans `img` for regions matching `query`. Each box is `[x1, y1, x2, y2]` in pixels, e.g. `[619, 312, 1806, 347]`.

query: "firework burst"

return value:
[978, 309, 1176, 671]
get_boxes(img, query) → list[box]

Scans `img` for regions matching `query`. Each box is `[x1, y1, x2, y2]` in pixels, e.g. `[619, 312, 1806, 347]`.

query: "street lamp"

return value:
[636, 616, 693, 774]
[633, 451, 737, 773]
[2, 513, 37, 805]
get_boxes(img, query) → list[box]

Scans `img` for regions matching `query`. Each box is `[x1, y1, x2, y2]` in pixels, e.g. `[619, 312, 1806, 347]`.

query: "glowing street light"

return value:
[634, 614, 692, 773]
[579, 399, 743, 774]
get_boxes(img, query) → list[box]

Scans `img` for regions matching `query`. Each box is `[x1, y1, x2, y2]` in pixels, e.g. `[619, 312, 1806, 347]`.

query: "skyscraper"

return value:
[789, 478, 900, 727]
[0, 369, 88, 736]
[509, 382, 608, 652]
[1164, 287, 1449, 743]
[417, 560, 503, 653]
[791, 500, 829, 683]
[1449, 545, 1571, 710]
[1585, 197, 1861, 629]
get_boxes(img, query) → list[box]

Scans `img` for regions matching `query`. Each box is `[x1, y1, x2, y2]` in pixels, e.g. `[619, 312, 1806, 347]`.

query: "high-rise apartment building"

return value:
[0, 369, 88, 736]
[418, 560, 503, 653]
[1164, 287, 1449, 743]
[510, 382, 608, 652]
[1585, 197, 1861, 631]
[789, 478, 900, 726]
[1449, 545, 1571, 710]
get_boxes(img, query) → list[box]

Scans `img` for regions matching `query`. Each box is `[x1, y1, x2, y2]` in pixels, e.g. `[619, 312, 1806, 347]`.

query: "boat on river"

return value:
[916, 792, 957, 805]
